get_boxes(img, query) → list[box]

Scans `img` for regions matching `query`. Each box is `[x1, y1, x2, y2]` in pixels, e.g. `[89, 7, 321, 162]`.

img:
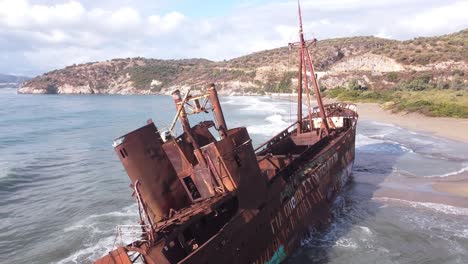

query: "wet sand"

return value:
[371, 180, 468, 208]
[354, 103, 468, 205]
[356, 103, 468, 143]
[433, 181, 468, 199]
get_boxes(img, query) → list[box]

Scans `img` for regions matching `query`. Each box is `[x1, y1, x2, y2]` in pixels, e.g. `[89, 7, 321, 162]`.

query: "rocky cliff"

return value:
[18, 29, 467, 95]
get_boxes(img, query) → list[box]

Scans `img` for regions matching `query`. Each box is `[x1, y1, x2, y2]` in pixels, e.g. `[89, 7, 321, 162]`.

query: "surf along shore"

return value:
[270, 94, 468, 208]
[356, 102, 468, 143]
[270, 94, 468, 143]
[356, 103, 468, 207]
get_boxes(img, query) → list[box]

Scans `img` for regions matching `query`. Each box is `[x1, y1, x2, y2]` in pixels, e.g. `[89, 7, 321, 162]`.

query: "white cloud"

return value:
[109, 7, 141, 31]
[0, 0, 85, 28]
[0, 0, 467, 75]
[399, 1, 468, 36]
[30, 1, 85, 26]
[148, 11, 185, 35]
[35, 29, 69, 43]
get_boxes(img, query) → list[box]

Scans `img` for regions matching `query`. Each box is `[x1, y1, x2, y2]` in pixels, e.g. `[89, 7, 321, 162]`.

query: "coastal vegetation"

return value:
[325, 75, 468, 118]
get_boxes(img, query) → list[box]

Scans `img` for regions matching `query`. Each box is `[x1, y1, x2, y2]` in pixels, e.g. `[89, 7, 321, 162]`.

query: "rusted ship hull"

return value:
[96, 98, 358, 264]
[179, 114, 356, 264]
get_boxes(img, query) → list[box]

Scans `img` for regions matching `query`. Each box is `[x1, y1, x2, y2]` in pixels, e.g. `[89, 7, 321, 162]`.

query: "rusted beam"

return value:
[171, 89, 192, 133]
[296, 44, 303, 134]
[304, 47, 330, 135]
[208, 83, 228, 139]
[296, 0, 329, 136]
[169, 88, 193, 134]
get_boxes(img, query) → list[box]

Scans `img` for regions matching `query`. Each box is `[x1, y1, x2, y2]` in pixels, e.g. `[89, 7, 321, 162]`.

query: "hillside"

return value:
[0, 74, 30, 88]
[18, 29, 467, 95]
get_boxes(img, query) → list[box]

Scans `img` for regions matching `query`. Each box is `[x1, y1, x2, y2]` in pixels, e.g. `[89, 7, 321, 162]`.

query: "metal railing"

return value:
[113, 224, 150, 246]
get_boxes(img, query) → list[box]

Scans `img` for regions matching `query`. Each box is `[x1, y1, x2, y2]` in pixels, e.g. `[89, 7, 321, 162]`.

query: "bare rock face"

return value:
[18, 29, 467, 95]
[329, 54, 405, 73]
[17, 86, 47, 94]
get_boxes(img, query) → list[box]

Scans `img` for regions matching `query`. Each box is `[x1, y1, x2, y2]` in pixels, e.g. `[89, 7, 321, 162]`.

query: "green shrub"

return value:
[386, 72, 399, 82]
[127, 63, 182, 89]
[325, 85, 468, 118]
[394, 100, 468, 117]
[397, 74, 434, 91]
[450, 76, 465, 90]
[347, 79, 361, 90]
[452, 69, 465, 76]
[263, 71, 295, 93]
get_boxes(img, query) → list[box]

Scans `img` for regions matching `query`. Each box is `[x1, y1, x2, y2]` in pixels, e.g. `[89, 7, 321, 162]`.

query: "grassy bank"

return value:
[325, 87, 468, 118]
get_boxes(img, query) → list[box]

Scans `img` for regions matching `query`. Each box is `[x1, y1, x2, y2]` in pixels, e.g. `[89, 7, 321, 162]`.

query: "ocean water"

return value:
[0, 88, 467, 264]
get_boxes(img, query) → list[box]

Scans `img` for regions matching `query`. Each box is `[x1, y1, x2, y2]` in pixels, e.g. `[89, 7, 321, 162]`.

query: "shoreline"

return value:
[353, 103, 468, 207]
[269, 94, 468, 143]
[270, 94, 468, 207]
[355, 102, 468, 143]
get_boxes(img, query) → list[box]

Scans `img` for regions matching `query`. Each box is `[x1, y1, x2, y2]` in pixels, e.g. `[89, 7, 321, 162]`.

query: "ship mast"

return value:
[292, 0, 330, 136]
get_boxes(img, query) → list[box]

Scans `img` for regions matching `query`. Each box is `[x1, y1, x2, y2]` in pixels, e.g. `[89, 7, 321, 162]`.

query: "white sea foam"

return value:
[374, 197, 468, 216]
[454, 229, 468, 239]
[335, 237, 358, 249]
[367, 133, 388, 139]
[424, 164, 468, 178]
[62, 208, 138, 234]
[220, 99, 235, 105]
[384, 139, 414, 153]
[88, 206, 137, 219]
[356, 134, 384, 147]
[370, 121, 402, 129]
[64, 205, 137, 232]
[247, 114, 289, 136]
[238, 97, 288, 114]
[358, 225, 372, 235]
[63, 223, 104, 234]
[265, 114, 286, 124]
[59, 205, 139, 263]
[356, 134, 412, 153]
[57, 235, 116, 264]
[392, 168, 417, 177]
[410, 137, 437, 146]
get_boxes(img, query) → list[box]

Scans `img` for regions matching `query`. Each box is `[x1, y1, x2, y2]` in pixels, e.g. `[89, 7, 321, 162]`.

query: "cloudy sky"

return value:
[1, 0, 467, 76]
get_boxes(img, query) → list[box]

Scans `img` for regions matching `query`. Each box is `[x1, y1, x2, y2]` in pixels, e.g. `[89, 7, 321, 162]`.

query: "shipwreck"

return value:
[96, 2, 358, 263]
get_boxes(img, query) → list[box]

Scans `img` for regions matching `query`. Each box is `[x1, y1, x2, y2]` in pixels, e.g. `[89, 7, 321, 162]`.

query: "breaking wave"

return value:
[374, 197, 468, 216]
[237, 97, 289, 114]
[58, 205, 138, 264]
[424, 163, 468, 178]
[356, 134, 413, 154]
[247, 114, 289, 137]
[57, 235, 116, 264]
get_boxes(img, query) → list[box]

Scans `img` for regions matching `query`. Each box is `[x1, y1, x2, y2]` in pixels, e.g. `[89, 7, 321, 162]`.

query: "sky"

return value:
[0, 0, 467, 76]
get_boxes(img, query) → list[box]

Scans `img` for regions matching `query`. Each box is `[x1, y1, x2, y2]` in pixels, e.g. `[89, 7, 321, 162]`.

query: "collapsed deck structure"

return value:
[95, 2, 358, 263]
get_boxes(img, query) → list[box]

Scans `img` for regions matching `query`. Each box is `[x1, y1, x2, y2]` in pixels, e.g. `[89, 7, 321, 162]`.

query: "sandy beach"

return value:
[355, 103, 468, 205]
[356, 102, 468, 143]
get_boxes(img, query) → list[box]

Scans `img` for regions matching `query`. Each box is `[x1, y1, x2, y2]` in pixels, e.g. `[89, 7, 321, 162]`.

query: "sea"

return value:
[1, 87, 467, 264]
